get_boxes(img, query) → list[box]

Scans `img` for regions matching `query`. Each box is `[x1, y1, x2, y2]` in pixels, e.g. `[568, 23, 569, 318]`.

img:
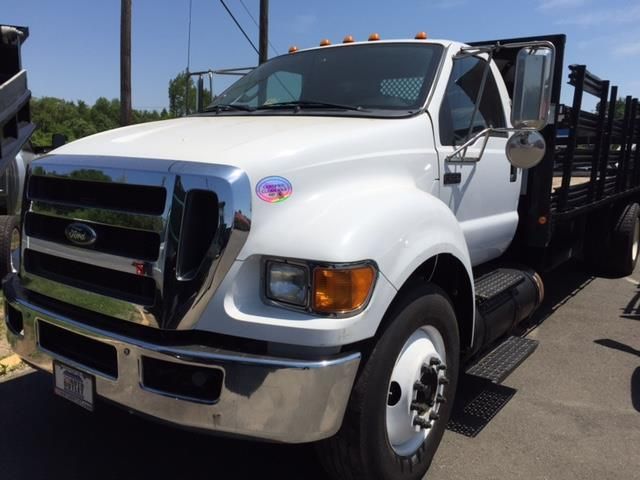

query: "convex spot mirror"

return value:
[512, 46, 555, 131]
[506, 130, 546, 169]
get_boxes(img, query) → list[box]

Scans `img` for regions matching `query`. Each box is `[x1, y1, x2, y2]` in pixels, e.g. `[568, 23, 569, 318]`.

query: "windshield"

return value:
[207, 43, 444, 117]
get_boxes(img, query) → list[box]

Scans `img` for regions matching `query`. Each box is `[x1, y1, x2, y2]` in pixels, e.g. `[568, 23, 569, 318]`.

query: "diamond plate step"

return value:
[466, 336, 539, 384]
[474, 269, 525, 304]
[446, 374, 516, 437]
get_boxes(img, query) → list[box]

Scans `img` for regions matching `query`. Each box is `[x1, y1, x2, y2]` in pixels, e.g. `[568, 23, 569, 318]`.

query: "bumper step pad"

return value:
[465, 336, 539, 384]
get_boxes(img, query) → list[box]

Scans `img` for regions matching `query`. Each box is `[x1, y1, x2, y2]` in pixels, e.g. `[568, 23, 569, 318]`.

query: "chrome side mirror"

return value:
[512, 46, 555, 130]
[506, 131, 546, 169]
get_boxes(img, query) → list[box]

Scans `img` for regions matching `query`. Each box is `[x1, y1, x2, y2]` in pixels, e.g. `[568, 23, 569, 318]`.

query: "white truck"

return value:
[5, 33, 640, 479]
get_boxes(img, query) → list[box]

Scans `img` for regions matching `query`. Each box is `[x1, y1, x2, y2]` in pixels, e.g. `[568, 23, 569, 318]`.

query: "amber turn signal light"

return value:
[313, 265, 376, 314]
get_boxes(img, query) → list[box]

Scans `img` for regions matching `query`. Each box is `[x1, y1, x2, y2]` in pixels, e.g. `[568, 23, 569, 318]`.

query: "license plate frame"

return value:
[53, 361, 95, 412]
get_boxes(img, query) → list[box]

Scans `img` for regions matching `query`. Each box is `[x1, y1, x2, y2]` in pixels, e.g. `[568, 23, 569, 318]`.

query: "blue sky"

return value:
[4, 0, 640, 110]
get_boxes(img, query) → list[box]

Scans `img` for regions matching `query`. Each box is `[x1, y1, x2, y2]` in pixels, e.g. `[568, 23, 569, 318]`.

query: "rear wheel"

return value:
[317, 284, 460, 480]
[609, 203, 640, 277]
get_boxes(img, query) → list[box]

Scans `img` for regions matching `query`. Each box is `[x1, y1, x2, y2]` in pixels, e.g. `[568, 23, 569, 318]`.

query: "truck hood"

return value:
[53, 115, 429, 180]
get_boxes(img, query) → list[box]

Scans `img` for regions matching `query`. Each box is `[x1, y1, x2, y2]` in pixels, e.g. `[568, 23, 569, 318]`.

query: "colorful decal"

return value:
[256, 176, 293, 203]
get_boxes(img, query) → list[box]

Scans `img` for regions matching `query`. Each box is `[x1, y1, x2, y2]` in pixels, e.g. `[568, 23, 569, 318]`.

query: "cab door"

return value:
[431, 53, 522, 266]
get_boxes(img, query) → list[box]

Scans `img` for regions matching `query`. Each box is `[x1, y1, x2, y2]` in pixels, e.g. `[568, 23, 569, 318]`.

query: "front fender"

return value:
[240, 176, 472, 289]
[198, 180, 475, 347]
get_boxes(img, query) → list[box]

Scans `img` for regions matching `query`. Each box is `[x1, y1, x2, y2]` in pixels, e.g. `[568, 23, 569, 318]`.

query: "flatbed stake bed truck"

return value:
[5, 33, 640, 479]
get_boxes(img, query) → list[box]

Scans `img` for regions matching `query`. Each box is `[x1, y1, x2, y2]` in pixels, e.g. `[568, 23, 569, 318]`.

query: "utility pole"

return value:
[120, 0, 132, 126]
[259, 0, 268, 64]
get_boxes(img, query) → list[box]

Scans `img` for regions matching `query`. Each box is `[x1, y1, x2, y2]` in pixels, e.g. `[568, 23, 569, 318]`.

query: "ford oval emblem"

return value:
[65, 223, 97, 246]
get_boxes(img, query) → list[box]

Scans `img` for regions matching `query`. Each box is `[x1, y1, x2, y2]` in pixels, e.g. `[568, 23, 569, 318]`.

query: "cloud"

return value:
[558, 5, 640, 25]
[538, 0, 587, 10]
[613, 42, 640, 56]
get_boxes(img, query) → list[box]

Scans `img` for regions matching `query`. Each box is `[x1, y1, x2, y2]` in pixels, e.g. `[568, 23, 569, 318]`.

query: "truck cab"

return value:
[7, 33, 622, 480]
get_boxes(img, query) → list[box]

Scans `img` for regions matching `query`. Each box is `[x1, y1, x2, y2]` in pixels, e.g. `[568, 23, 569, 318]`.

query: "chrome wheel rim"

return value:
[386, 325, 447, 456]
[9, 227, 20, 273]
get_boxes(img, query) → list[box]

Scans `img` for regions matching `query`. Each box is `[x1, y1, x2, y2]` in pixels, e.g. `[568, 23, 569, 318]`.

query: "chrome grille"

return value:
[21, 155, 251, 330]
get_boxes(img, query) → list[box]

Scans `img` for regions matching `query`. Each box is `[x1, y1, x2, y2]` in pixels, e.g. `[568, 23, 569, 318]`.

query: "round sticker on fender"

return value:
[256, 176, 293, 203]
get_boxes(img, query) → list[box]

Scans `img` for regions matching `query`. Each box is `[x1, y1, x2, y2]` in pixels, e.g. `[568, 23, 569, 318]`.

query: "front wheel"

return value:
[317, 284, 460, 480]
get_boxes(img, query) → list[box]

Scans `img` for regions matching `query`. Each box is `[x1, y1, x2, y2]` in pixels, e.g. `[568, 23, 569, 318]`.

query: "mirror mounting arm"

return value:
[445, 127, 494, 163]
[445, 127, 537, 163]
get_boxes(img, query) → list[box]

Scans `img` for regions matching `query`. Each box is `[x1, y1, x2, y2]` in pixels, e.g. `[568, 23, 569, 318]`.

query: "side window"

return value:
[439, 56, 506, 146]
[266, 71, 302, 104]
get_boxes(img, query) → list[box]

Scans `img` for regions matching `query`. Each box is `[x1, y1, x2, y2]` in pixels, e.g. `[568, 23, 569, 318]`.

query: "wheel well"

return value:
[391, 254, 474, 351]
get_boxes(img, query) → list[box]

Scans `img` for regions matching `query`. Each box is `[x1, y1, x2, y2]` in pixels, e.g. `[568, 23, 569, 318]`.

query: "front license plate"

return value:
[53, 362, 95, 411]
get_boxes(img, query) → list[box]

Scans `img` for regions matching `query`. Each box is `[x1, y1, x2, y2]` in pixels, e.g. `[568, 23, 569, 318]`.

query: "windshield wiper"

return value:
[255, 100, 367, 112]
[205, 104, 255, 113]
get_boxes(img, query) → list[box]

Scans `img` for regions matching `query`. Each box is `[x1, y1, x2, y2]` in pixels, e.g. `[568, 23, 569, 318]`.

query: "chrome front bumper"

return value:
[3, 275, 360, 443]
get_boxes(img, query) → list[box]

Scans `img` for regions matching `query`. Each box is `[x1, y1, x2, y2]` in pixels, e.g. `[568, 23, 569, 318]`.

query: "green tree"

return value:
[595, 97, 627, 119]
[30, 96, 171, 148]
[168, 71, 212, 117]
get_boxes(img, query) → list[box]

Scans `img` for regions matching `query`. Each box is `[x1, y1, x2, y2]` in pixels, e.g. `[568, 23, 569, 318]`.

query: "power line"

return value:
[219, 0, 260, 56]
[238, 0, 279, 55]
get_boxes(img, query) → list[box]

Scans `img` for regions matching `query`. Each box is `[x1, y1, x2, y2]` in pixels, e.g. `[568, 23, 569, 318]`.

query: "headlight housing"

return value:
[264, 258, 377, 316]
[265, 261, 309, 307]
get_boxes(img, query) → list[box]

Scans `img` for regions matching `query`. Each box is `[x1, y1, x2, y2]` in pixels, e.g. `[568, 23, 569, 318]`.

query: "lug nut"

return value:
[413, 417, 432, 429]
[411, 401, 429, 413]
[436, 394, 447, 404]
[440, 376, 450, 385]
[429, 412, 440, 421]
[436, 364, 447, 371]
[430, 358, 441, 366]
[414, 381, 428, 393]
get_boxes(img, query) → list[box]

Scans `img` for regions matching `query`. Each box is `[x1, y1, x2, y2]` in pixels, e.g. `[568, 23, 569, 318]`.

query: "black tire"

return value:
[609, 203, 640, 277]
[317, 284, 460, 480]
[0, 215, 19, 280]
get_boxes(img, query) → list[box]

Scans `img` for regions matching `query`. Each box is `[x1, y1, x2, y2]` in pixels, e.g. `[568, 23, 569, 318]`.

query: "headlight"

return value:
[264, 258, 377, 315]
[266, 261, 309, 307]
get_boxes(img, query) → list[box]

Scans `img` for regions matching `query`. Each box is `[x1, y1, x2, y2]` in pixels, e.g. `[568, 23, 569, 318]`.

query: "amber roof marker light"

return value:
[368, 33, 381, 41]
[288, 45, 298, 54]
[319, 39, 332, 46]
[343, 35, 355, 43]
[415, 32, 428, 40]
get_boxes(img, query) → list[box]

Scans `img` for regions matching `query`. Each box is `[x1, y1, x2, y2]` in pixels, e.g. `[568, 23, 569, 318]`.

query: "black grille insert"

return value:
[39, 321, 118, 378]
[24, 249, 156, 306]
[177, 190, 219, 279]
[141, 356, 223, 403]
[25, 213, 161, 261]
[28, 175, 166, 215]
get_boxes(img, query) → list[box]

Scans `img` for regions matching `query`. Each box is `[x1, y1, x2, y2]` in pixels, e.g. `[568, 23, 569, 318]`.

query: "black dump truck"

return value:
[0, 25, 34, 279]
